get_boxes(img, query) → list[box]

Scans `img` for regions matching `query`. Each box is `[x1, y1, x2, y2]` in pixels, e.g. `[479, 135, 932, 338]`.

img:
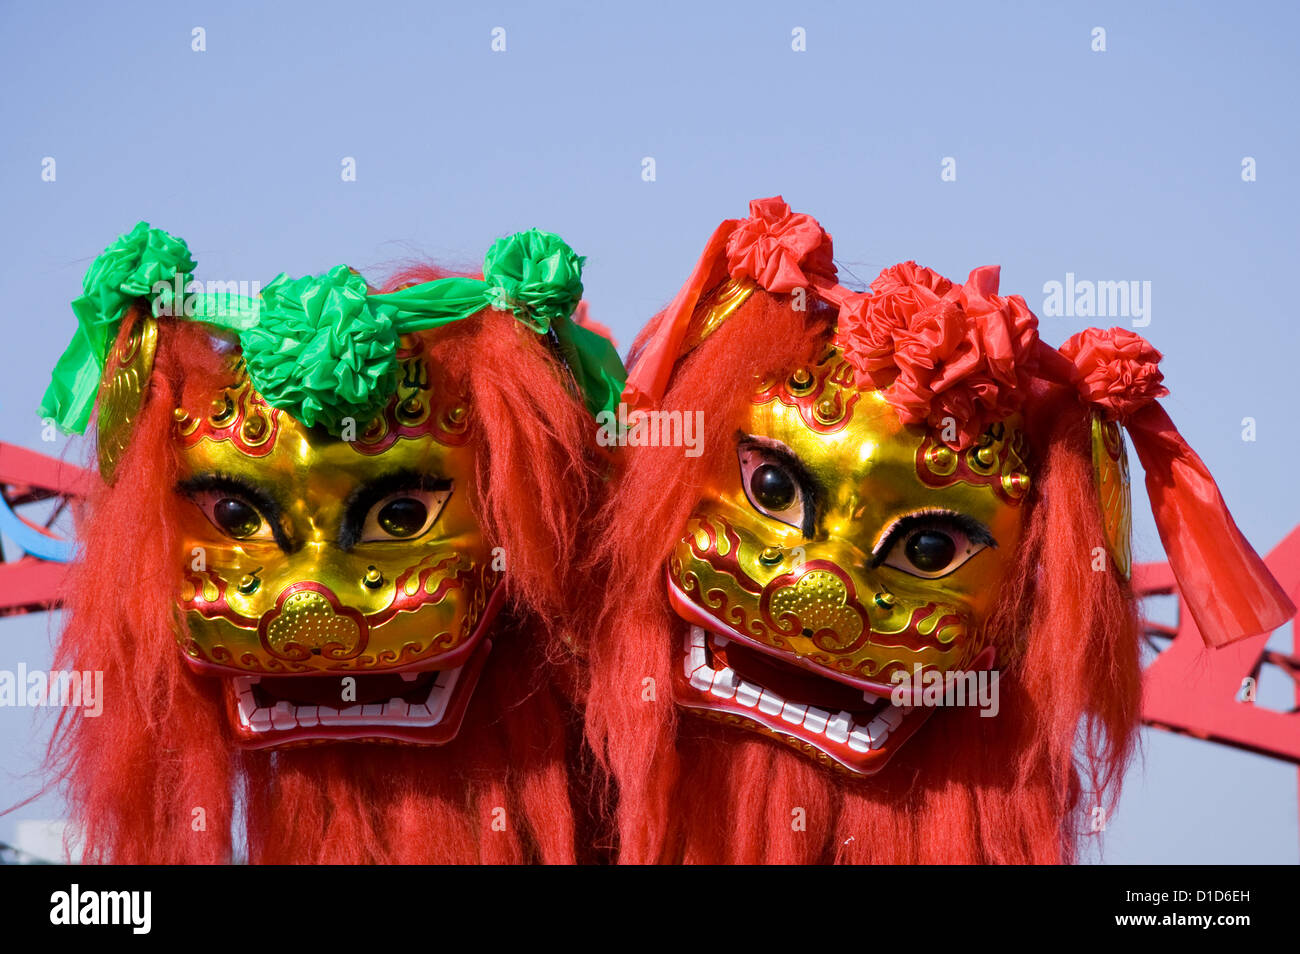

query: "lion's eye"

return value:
[214, 497, 261, 538]
[376, 497, 428, 537]
[878, 514, 992, 579]
[738, 444, 807, 531]
[191, 491, 275, 542]
[751, 463, 796, 511]
[360, 488, 450, 542]
[903, 529, 958, 573]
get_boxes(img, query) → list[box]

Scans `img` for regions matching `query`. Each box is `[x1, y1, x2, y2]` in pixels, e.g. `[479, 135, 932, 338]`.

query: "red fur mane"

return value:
[583, 291, 1142, 863]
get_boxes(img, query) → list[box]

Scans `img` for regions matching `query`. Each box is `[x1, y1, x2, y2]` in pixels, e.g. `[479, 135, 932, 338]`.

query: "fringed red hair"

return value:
[583, 291, 1142, 863]
[45, 315, 237, 863]
[46, 262, 600, 864]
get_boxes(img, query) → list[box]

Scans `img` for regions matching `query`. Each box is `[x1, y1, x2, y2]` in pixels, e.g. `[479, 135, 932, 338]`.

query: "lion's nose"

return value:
[769, 564, 869, 654]
[260, 583, 367, 661]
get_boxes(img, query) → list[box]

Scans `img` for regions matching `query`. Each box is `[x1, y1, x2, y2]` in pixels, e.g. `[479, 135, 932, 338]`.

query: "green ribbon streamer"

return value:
[41, 223, 627, 437]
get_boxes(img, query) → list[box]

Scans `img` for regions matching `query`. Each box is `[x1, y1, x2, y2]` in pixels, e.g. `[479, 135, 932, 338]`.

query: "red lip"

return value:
[185, 584, 507, 749]
[225, 636, 492, 749]
[667, 573, 1002, 776]
[672, 621, 933, 776]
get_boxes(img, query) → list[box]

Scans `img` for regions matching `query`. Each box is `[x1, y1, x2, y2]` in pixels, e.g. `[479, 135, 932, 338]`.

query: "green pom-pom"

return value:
[240, 265, 398, 434]
[40, 221, 196, 434]
[482, 229, 585, 333]
[85, 220, 197, 313]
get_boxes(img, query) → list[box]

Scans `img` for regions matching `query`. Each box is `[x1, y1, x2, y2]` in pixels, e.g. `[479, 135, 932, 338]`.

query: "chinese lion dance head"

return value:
[583, 197, 1293, 863]
[42, 223, 623, 863]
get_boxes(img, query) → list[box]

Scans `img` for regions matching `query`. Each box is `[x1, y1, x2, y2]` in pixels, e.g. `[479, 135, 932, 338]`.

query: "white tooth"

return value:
[686, 631, 707, 675]
[780, 702, 808, 725]
[428, 665, 461, 721]
[879, 706, 906, 730]
[296, 706, 319, 727]
[386, 698, 409, 718]
[682, 638, 698, 679]
[690, 666, 714, 692]
[236, 695, 252, 728]
[848, 723, 875, 752]
[710, 634, 730, 649]
[361, 704, 384, 717]
[802, 707, 830, 733]
[271, 703, 296, 730]
[826, 711, 852, 743]
[339, 705, 364, 723]
[862, 691, 891, 715]
[735, 681, 761, 707]
[867, 717, 891, 749]
[399, 671, 420, 682]
[757, 690, 784, 715]
[434, 664, 462, 690]
[408, 704, 432, 721]
[709, 668, 737, 700]
[249, 708, 272, 730]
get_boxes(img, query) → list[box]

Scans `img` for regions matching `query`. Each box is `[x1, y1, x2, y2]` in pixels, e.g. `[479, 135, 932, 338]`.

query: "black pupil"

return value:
[214, 497, 261, 538]
[750, 463, 796, 512]
[378, 497, 428, 538]
[905, 530, 957, 572]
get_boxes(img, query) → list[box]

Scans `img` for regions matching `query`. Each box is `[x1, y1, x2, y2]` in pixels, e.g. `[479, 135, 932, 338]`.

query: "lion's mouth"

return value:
[672, 625, 929, 775]
[223, 636, 491, 749]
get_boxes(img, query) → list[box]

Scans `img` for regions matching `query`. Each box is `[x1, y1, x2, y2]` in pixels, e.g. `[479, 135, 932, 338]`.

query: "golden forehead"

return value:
[176, 404, 470, 484]
[745, 351, 1029, 539]
[172, 345, 473, 480]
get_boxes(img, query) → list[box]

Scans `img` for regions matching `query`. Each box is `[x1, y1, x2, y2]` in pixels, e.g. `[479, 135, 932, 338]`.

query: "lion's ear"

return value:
[96, 304, 157, 484]
[679, 277, 756, 357]
[1089, 412, 1132, 580]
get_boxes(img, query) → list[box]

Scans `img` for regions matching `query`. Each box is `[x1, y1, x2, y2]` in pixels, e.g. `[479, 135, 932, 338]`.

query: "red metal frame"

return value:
[0, 442, 91, 616]
[1137, 525, 1300, 763]
[1136, 524, 1300, 847]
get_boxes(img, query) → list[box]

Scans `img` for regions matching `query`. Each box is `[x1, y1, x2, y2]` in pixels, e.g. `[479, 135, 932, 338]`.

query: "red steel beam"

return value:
[1138, 525, 1300, 763]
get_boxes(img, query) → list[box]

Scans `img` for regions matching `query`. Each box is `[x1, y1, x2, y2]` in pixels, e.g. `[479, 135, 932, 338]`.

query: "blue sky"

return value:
[1, 0, 1297, 862]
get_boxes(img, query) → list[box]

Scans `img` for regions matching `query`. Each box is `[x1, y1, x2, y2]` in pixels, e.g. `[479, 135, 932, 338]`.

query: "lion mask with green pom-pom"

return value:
[42, 222, 625, 750]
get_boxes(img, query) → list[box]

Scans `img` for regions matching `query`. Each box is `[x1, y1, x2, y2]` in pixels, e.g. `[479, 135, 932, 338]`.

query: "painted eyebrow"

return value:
[176, 471, 295, 553]
[869, 508, 997, 567]
[735, 431, 824, 539]
[338, 469, 452, 550]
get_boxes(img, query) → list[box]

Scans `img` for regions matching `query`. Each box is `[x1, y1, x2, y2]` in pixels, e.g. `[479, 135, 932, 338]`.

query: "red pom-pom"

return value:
[724, 196, 835, 293]
[1058, 327, 1167, 420]
[835, 262, 952, 386]
[837, 263, 1039, 449]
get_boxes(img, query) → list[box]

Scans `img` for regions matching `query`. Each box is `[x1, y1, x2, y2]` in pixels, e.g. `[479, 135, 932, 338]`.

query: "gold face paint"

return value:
[668, 348, 1028, 775]
[173, 336, 501, 748]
